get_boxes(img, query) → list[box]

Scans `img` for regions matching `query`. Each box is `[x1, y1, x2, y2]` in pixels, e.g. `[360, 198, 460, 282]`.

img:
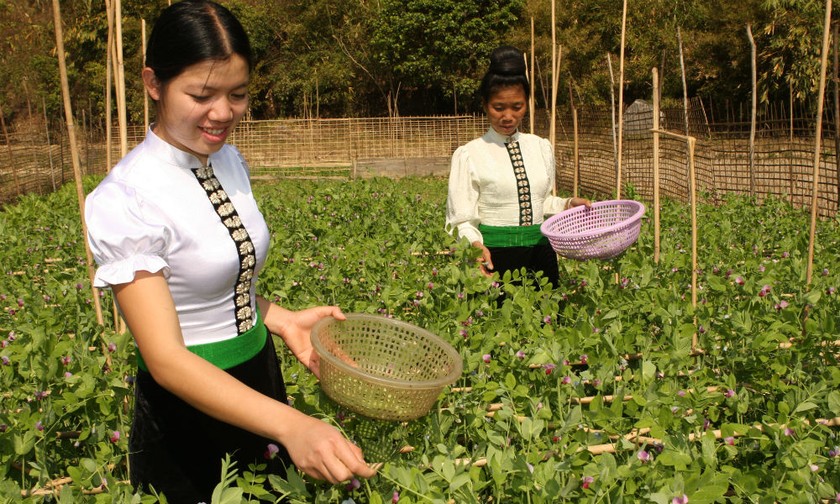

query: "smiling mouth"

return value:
[202, 127, 225, 135]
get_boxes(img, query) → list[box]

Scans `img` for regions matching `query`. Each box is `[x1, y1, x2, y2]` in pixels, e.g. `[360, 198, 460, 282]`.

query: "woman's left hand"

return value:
[566, 197, 592, 209]
[260, 300, 345, 378]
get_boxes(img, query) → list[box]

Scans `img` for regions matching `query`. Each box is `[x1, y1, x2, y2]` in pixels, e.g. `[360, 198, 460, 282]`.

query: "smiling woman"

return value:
[82, 0, 375, 501]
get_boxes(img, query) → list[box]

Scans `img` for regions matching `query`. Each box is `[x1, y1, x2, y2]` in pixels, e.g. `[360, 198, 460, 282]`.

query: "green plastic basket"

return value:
[311, 314, 463, 421]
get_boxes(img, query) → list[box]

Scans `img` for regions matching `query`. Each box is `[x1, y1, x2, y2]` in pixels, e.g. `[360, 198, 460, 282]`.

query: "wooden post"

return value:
[105, 0, 114, 171]
[747, 24, 757, 197]
[51, 0, 104, 326]
[550, 0, 557, 197]
[652, 68, 661, 264]
[530, 17, 535, 135]
[833, 21, 840, 211]
[42, 98, 57, 191]
[114, 0, 128, 159]
[573, 106, 579, 198]
[616, 0, 628, 199]
[806, 0, 833, 286]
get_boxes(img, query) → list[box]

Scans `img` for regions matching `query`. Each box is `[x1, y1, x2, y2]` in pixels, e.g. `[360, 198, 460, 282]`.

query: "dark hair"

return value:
[145, 0, 253, 85]
[478, 46, 529, 103]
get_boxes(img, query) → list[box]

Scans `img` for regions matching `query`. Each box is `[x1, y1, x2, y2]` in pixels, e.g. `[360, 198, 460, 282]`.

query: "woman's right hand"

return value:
[472, 240, 494, 277]
[281, 410, 377, 484]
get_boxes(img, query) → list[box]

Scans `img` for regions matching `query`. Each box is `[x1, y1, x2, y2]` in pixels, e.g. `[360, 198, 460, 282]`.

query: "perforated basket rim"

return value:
[540, 199, 646, 240]
[311, 313, 463, 391]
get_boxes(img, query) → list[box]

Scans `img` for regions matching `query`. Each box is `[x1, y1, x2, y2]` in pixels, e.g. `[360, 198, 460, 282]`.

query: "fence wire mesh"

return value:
[2, 99, 839, 217]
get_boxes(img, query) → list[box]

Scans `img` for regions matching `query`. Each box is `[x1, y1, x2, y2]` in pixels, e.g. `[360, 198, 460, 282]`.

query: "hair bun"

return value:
[488, 46, 526, 77]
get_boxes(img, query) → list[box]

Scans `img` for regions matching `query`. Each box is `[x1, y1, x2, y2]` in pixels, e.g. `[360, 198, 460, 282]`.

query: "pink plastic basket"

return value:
[540, 200, 645, 260]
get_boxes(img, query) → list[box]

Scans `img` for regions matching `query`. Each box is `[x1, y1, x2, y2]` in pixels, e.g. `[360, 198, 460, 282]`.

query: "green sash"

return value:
[479, 224, 548, 248]
[137, 310, 267, 372]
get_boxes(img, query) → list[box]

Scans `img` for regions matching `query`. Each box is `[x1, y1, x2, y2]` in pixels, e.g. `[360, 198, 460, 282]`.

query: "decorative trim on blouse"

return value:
[192, 165, 256, 334]
[505, 138, 533, 226]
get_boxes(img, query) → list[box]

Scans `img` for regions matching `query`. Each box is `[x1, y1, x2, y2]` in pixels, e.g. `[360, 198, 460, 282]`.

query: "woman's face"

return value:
[143, 54, 249, 165]
[484, 85, 527, 137]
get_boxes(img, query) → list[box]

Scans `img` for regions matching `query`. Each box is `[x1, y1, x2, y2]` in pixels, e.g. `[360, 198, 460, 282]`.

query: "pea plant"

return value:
[0, 177, 838, 503]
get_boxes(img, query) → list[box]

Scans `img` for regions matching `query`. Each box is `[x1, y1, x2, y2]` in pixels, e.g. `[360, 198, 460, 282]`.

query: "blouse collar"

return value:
[146, 125, 221, 170]
[484, 127, 521, 145]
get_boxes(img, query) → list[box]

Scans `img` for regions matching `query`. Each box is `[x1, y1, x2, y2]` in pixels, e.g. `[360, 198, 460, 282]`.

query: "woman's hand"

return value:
[259, 299, 345, 378]
[472, 240, 494, 277]
[565, 197, 592, 210]
[281, 411, 377, 484]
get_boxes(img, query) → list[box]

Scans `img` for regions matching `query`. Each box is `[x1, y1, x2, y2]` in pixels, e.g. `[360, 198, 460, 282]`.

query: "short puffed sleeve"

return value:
[84, 181, 171, 288]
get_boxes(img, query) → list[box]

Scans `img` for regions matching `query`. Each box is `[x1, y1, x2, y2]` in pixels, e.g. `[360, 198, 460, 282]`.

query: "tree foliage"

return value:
[1, 0, 839, 126]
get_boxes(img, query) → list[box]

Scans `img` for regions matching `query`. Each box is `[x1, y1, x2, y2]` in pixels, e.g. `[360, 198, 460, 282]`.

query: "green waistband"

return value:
[137, 310, 267, 372]
[479, 224, 548, 248]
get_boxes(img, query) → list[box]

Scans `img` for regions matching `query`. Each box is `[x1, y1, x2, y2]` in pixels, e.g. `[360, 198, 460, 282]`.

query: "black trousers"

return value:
[487, 242, 560, 287]
[130, 336, 292, 503]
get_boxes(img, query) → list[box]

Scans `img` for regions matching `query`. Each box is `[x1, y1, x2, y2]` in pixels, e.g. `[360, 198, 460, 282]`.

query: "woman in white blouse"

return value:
[446, 45, 590, 287]
[84, 1, 374, 500]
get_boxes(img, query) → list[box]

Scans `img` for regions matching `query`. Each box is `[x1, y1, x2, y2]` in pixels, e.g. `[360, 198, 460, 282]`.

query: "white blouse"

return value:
[445, 128, 570, 245]
[85, 129, 270, 346]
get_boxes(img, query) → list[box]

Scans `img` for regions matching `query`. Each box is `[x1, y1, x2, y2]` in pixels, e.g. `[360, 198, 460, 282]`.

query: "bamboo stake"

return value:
[550, 0, 556, 154]
[607, 54, 618, 179]
[42, 98, 57, 191]
[652, 67, 661, 263]
[572, 105, 579, 197]
[615, 0, 628, 199]
[746, 24, 757, 197]
[105, 0, 113, 172]
[806, 0, 832, 285]
[530, 17, 535, 134]
[51, 0, 104, 325]
[0, 104, 19, 195]
[114, 0, 128, 159]
[833, 22, 840, 210]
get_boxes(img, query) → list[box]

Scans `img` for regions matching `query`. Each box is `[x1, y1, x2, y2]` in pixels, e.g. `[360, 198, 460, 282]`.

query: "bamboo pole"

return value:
[550, 0, 558, 197]
[747, 24, 757, 197]
[42, 98, 57, 191]
[51, 0, 104, 326]
[607, 54, 618, 180]
[652, 68, 661, 263]
[833, 21, 840, 212]
[615, 0, 628, 199]
[806, 0, 833, 285]
[530, 17, 535, 134]
[105, 0, 114, 172]
[114, 0, 128, 159]
[572, 105, 579, 197]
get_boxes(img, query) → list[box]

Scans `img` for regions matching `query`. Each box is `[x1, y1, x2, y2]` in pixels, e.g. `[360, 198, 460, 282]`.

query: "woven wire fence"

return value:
[2, 101, 839, 216]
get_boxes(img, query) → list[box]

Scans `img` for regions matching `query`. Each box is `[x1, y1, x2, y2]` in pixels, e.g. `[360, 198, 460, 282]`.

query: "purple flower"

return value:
[758, 264, 766, 273]
[561, 375, 572, 384]
[822, 268, 830, 276]
[345, 478, 361, 491]
[735, 276, 745, 286]
[426, 282, 434, 290]
[579, 354, 588, 365]
[724, 389, 735, 398]
[637, 450, 650, 462]
[828, 287, 836, 295]
[17, 298, 24, 307]
[482, 354, 492, 363]
[677, 390, 686, 397]
[515, 350, 526, 360]
[107, 342, 117, 353]
[392, 491, 399, 503]
[672, 495, 689, 504]
[35, 421, 44, 431]
[264, 443, 280, 460]
[758, 284, 771, 297]
[724, 436, 735, 446]
[581, 476, 594, 489]
[829, 446, 839, 458]
[775, 300, 789, 310]
[1, 356, 9, 366]
[61, 355, 72, 366]
[543, 363, 556, 375]
[110, 431, 120, 443]
[543, 315, 552, 325]
[784, 427, 794, 437]
[459, 329, 468, 339]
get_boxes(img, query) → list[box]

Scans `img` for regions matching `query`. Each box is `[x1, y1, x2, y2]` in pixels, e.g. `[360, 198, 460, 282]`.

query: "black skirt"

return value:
[487, 242, 560, 287]
[129, 335, 292, 503]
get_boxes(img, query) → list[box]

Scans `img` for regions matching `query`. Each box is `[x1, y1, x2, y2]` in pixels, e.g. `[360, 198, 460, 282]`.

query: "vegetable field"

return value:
[1, 176, 840, 503]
